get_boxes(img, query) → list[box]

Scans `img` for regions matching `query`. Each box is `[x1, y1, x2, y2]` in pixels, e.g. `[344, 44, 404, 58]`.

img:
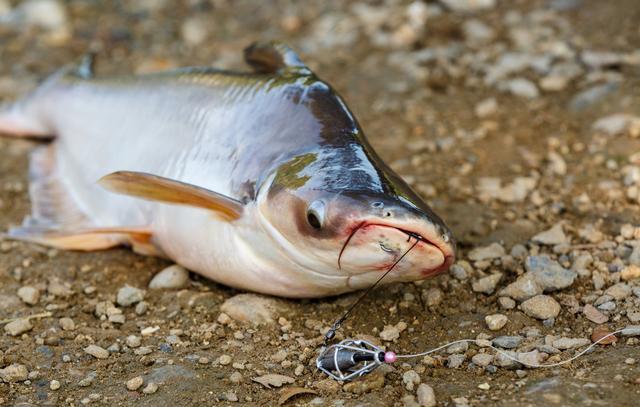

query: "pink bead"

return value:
[384, 351, 397, 364]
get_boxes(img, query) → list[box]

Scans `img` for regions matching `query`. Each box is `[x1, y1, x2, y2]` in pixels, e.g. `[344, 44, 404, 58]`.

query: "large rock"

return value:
[220, 294, 285, 325]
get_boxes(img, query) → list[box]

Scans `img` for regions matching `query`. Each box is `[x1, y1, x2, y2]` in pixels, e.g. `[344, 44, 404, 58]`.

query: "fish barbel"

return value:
[0, 42, 455, 298]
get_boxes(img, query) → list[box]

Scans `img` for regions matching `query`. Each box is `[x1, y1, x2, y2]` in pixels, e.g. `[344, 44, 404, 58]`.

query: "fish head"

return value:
[257, 158, 455, 290]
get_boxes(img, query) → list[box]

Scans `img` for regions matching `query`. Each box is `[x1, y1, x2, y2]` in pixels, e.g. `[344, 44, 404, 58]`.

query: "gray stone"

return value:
[416, 383, 436, 407]
[149, 265, 190, 289]
[494, 350, 519, 368]
[4, 318, 32, 336]
[0, 363, 28, 382]
[521, 295, 561, 320]
[84, 344, 109, 359]
[621, 326, 640, 336]
[499, 275, 543, 301]
[552, 337, 590, 350]
[492, 336, 523, 349]
[505, 78, 539, 99]
[59, 317, 75, 331]
[447, 354, 466, 368]
[498, 297, 516, 310]
[116, 285, 145, 307]
[220, 294, 285, 325]
[569, 83, 619, 111]
[531, 224, 568, 245]
[17, 286, 39, 305]
[517, 350, 542, 367]
[469, 243, 505, 261]
[440, 0, 496, 12]
[605, 283, 631, 300]
[402, 370, 421, 391]
[597, 301, 616, 311]
[629, 247, 640, 266]
[592, 113, 638, 136]
[144, 364, 196, 384]
[471, 353, 493, 367]
[472, 273, 503, 295]
[447, 341, 469, 354]
[450, 264, 468, 280]
[485, 314, 508, 331]
[525, 255, 577, 291]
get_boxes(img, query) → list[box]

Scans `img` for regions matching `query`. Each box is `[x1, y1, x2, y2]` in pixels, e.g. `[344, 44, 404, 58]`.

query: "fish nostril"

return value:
[371, 201, 384, 209]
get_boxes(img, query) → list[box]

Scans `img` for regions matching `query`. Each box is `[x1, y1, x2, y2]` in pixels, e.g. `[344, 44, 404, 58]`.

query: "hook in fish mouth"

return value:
[379, 241, 396, 253]
[338, 223, 430, 270]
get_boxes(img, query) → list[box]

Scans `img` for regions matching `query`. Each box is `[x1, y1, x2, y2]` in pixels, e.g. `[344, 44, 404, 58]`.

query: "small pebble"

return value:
[402, 370, 421, 391]
[17, 286, 40, 305]
[0, 364, 29, 382]
[493, 336, 523, 349]
[521, 295, 561, 320]
[416, 383, 436, 407]
[126, 376, 144, 391]
[50, 379, 61, 390]
[219, 354, 232, 365]
[59, 317, 75, 331]
[485, 314, 508, 331]
[4, 318, 33, 336]
[149, 265, 190, 289]
[126, 335, 141, 348]
[116, 285, 145, 307]
[84, 344, 109, 359]
[142, 382, 158, 394]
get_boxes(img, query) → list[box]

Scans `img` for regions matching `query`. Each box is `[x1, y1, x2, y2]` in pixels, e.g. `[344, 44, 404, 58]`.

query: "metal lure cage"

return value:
[316, 339, 385, 381]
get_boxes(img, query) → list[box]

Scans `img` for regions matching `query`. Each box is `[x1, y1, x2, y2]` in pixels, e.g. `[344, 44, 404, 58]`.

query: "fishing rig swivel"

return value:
[316, 232, 639, 381]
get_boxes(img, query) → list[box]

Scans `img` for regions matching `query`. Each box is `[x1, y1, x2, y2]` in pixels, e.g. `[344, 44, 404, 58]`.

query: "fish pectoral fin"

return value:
[98, 171, 244, 222]
[243, 41, 309, 74]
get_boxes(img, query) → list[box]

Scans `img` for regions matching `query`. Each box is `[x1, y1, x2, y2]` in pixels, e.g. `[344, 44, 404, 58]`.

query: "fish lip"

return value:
[339, 221, 456, 274]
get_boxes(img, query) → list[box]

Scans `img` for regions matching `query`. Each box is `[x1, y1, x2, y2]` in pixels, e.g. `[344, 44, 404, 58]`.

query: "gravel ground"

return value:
[1, 0, 640, 406]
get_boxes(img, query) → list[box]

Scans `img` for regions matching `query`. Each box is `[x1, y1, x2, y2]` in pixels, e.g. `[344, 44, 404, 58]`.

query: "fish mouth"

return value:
[337, 222, 455, 277]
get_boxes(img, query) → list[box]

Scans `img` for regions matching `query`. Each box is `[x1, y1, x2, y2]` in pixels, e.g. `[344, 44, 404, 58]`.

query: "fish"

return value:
[0, 42, 455, 298]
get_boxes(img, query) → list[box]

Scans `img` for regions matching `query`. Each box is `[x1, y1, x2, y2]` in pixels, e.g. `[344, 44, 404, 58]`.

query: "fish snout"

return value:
[337, 223, 454, 278]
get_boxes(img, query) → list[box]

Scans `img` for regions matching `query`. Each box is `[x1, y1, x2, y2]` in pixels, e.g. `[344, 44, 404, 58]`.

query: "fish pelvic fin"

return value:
[243, 41, 310, 74]
[6, 225, 161, 254]
[99, 171, 244, 222]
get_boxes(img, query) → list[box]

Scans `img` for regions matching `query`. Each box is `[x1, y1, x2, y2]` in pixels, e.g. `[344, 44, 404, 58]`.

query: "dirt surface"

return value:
[1, 0, 640, 406]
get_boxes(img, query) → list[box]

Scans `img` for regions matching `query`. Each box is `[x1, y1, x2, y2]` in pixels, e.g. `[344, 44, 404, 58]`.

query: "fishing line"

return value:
[324, 235, 421, 344]
[317, 231, 639, 381]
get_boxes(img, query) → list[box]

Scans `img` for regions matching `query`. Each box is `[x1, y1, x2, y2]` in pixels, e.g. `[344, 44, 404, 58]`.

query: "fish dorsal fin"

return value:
[243, 42, 309, 74]
[99, 171, 244, 221]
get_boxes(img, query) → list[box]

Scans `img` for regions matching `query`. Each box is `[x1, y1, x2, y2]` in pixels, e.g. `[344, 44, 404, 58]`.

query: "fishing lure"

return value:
[316, 237, 638, 381]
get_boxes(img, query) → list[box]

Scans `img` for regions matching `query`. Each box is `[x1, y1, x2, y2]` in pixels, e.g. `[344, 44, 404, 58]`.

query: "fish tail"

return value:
[0, 61, 80, 138]
[0, 99, 52, 138]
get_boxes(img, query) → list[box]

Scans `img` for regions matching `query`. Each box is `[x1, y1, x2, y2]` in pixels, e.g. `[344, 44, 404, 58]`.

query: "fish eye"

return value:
[306, 200, 325, 230]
